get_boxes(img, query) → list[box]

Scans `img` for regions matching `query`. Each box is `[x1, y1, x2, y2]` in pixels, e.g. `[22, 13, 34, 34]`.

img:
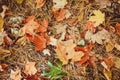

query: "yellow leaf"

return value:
[103, 69, 112, 80]
[106, 42, 114, 52]
[36, 0, 46, 8]
[0, 17, 4, 32]
[24, 61, 37, 75]
[89, 10, 105, 27]
[16, 0, 23, 4]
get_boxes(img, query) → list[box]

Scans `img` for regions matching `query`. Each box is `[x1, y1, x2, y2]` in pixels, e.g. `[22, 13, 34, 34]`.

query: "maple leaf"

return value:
[85, 29, 110, 44]
[89, 10, 105, 27]
[27, 34, 46, 51]
[24, 61, 37, 75]
[36, 20, 48, 33]
[36, 0, 46, 8]
[53, 0, 67, 11]
[0, 16, 4, 32]
[115, 23, 120, 36]
[10, 69, 22, 80]
[21, 16, 39, 35]
[55, 40, 84, 65]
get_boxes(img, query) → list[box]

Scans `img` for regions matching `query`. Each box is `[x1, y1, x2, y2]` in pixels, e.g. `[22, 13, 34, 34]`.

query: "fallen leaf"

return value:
[105, 42, 114, 52]
[49, 37, 57, 46]
[53, 0, 67, 11]
[36, 0, 46, 8]
[84, 21, 96, 32]
[115, 43, 120, 51]
[114, 57, 120, 69]
[0, 47, 10, 54]
[0, 16, 4, 32]
[16, 0, 23, 4]
[10, 69, 22, 80]
[103, 69, 112, 80]
[0, 5, 8, 18]
[21, 16, 40, 35]
[115, 23, 120, 36]
[89, 10, 105, 27]
[24, 74, 42, 80]
[24, 61, 37, 75]
[54, 9, 66, 21]
[15, 36, 27, 45]
[0, 32, 5, 45]
[55, 40, 84, 65]
[36, 20, 48, 33]
[4, 34, 13, 46]
[77, 39, 85, 46]
[95, 0, 111, 9]
[85, 29, 110, 44]
[27, 34, 46, 51]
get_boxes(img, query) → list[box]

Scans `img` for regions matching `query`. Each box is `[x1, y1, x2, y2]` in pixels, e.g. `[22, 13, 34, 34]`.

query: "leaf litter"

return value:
[0, 0, 120, 80]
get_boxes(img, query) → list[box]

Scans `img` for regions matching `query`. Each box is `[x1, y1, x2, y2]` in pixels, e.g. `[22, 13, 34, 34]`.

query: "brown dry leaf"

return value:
[24, 61, 37, 75]
[85, 29, 110, 44]
[55, 40, 84, 65]
[0, 5, 8, 18]
[0, 17, 4, 32]
[114, 57, 120, 69]
[115, 43, 120, 51]
[16, 0, 24, 4]
[36, 0, 46, 8]
[10, 69, 22, 80]
[3, 34, 13, 46]
[105, 42, 114, 52]
[0, 47, 10, 54]
[103, 69, 112, 80]
[0, 32, 5, 45]
[21, 16, 39, 35]
[115, 23, 120, 36]
[53, 0, 67, 11]
[15, 36, 27, 45]
[95, 0, 111, 9]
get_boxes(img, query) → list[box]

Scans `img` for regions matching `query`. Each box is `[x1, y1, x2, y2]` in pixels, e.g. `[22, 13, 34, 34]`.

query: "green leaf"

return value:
[16, 0, 23, 4]
[42, 61, 67, 80]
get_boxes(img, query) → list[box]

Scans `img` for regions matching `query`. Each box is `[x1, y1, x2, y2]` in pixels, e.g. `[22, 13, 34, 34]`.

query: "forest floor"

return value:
[0, 0, 120, 80]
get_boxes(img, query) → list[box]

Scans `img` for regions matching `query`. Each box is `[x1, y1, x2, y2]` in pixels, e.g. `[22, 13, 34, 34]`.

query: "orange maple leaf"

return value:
[21, 16, 40, 35]
[27, 34, 46, 51]
[54, 9, 66, 21]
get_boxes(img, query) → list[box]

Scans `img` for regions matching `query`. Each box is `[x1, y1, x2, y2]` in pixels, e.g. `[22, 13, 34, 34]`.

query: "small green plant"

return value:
[42, 61, 67, 80]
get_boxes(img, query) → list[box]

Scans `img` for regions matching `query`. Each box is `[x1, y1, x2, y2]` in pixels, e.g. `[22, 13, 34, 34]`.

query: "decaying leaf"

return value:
[36, 0, 46, 8]
[24, 61, 37, 75]
[16, 0, 23, 4]
[115, 23, 120, 36]
[85, 29, 110, 44]
[0, 32, 5, 45]
[115, 43, 120, 51]
[21, 16, 39, 35]
[0, 5, 8, 18]
[103, 68, 112, 80]
[53, 0, 67, 11]
[114, 57, 120, 69]
[0, 16, 4, 32]
[55, 40, 84, 65]
[4, 34, 13, 46]
[105, 42, 114, 52]
[15, 36, 27, 45]
[95, 0, 111, 9]
[0, 47, 10, 54]
[89, 10, 105, 27]
[10, 69, 22, 80]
